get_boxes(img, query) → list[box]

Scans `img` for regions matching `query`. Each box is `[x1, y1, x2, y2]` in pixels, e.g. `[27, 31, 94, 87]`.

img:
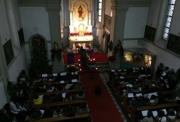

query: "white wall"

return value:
[0, 0, 29, 106]
[144, 0, 180, 72]
[144, 42, 180, 71]
[20, 7, 50, 42]
[105, 0, 111, 16]
[0, 0, 11, 45]
[146, 0, 161, 28]
[123, 40, 143, 49]
[8, 47, 29, 83]
[13, 0, 22, 30]
[170, 0, 180, 36]
[124, 7, 149, 38]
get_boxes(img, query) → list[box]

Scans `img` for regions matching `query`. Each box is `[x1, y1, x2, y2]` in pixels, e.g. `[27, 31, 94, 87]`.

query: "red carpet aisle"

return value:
[63, 53, 108, 64]
[80, 71, 124, 122]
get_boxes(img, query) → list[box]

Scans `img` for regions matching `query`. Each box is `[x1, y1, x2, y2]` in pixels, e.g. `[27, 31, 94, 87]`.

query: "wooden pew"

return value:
[130, 102, 180, 122]
[40, 80, 80, 85]
[32, 100, 86, 109]
[122, 90, 172, 112]
[36, 89, 82, 95]
[29, 112, 90, 122]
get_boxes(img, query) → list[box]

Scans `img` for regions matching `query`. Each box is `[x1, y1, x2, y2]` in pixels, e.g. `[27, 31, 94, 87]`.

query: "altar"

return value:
[68, 0, 93, 51]
[69, 35, 93, 49]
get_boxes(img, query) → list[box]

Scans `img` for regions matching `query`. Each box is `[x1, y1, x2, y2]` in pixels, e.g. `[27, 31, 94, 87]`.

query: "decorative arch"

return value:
[29, 34, 48, 55]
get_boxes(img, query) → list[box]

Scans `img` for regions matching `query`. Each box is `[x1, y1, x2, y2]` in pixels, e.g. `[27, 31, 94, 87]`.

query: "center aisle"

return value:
[80, 71, 124, 122]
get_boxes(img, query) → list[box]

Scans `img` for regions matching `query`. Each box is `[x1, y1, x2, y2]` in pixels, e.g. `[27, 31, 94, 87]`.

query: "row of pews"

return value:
[108, 67, 180, 122]
[29, 71, 92, 122]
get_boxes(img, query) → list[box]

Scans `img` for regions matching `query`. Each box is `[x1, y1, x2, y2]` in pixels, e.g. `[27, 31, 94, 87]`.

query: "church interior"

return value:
[0, 0, 180, 121]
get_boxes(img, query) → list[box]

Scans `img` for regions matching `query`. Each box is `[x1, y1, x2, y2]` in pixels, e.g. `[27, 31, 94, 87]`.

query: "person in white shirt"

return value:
[9, 97, 28, 121]
[140, 110, 154, 122]
[155, 110, 167, 122]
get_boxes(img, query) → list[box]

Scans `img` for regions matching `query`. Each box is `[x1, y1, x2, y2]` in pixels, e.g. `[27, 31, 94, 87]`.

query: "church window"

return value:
[163, 0, 176, 40]
[98, 0, 102, 22]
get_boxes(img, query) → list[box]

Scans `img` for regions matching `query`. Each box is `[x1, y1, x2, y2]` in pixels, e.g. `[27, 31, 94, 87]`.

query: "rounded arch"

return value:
[73, 2, 87, 21]
[29, 34, 48, 54]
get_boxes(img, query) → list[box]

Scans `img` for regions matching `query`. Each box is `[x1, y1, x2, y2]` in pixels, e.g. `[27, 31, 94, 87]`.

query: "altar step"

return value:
[64, 62, 110, 73]
[96, 62, 110, 73]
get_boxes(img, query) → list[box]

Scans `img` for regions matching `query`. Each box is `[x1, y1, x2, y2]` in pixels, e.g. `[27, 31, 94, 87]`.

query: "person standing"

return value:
[113, 39, 124, 69]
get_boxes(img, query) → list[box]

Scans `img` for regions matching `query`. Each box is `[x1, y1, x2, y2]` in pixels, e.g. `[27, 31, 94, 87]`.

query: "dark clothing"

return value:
[79, 49, 88, 65]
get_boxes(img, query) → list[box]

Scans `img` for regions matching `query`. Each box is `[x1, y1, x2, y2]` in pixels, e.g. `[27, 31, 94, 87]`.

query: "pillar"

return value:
[46, 3, 64, 72]
[46, 6, 61, 48]
[110, 1, 128, 48]
[109, 0, 128, 69]
[5, 0, 21, 57]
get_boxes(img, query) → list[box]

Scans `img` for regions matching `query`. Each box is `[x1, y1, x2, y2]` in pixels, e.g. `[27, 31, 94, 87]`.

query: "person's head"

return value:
[34, 94, 39, 99]
[147, 110, 153, 118]
[118, 39, 121, 44]
[10, 96, 18, 103]
[168, 109, 175, 116]
[159, 63, 163, 68]
[78, 91, 84, 96]
[158, 110, 165, 117]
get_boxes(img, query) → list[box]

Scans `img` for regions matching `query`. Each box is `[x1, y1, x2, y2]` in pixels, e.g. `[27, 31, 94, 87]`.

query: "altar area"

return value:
[68, 0, 93, 51]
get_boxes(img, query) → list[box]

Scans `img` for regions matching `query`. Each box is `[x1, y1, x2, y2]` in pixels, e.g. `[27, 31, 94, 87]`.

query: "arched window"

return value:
[163, 0, 176, 40]
[98, 0, 102, 22]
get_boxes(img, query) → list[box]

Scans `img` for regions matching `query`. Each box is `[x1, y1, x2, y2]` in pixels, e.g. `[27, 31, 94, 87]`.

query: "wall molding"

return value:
[18, 0, 60, 7]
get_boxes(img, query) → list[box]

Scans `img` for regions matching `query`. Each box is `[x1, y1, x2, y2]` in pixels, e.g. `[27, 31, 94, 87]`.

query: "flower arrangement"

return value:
[51, 42, 62, 61]
[87, 57, 96, 65]
[108, 56, 116, 62]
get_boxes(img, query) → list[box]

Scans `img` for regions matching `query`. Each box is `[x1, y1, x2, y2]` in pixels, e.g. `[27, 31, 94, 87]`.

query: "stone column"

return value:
[5, 0, 20, 57]
[46, 6, 61, 48]
[46, 5, 64, 72]
[109, 0, 128, 69]
[154, 0, 169, 43]
[110, 1, 128, 47]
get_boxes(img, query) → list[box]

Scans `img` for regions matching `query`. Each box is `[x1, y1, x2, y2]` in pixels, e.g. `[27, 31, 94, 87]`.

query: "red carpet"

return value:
[80, 71, 123, 122]
[63, 53, 108, 64]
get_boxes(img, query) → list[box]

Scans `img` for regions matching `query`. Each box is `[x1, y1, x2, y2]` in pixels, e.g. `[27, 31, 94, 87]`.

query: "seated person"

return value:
[166, 88, 180, 102]
[131, 84, 141, 93]
[156, 63, 164, 79]
[46, 85, 55, 92]
[79, 46, 88, 66]
[9, 97, 28, 121]
[33, 94, 43, 105]
[167, 109, 177, 122]
[17, 83, 29, 105]
[53, 107, 63, 117]
[43, 94, 53, 103]
[129, 96, 144, 107]
[63, 105, 76, 117]
[75, 91, 85, 100]
[155, 109, 167, 122]
[36, 84, 46, 92]
[76, 104, 87, 114]
[55, 84, 64, 91]
[139, 110, 154, 122]
[0, 108, 13, 122]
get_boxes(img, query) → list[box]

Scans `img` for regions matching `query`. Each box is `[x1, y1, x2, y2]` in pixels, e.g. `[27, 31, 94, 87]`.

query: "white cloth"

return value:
[140, 116, 153, 122]
[9, 102, 26, 114]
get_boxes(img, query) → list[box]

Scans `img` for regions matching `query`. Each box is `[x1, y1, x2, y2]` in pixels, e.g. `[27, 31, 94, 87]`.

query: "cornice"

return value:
[111, 0, 151, 7]
[18, 0, 61, 7]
